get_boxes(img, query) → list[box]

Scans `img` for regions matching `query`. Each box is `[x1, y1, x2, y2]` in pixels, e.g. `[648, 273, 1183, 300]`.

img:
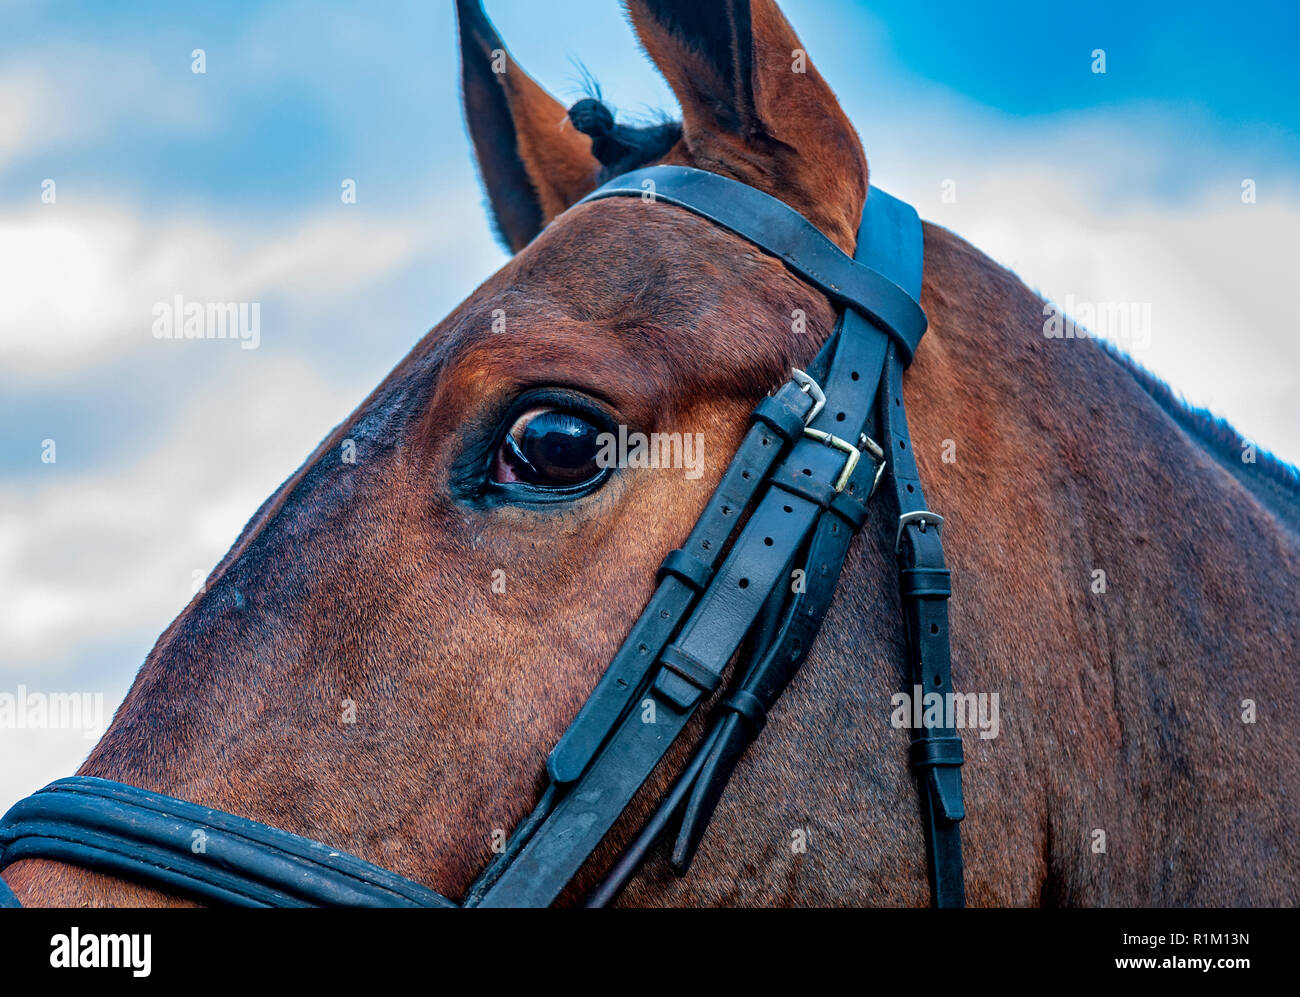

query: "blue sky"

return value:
[1, 0, 1297, 805]
[866, 2, 1299, 123]
[4, 1, 1296, 217]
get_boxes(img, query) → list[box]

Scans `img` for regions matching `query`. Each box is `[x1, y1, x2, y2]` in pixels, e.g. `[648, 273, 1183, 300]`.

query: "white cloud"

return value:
[0, 65, 49, 167]
[0, 175, 499, 809]
[0, 356, 356, 670]
[836, 92, 1300, 467]
[915, 159, 1300, 466]
[0, 726, 118, 812]
[0, 199, 450, 374]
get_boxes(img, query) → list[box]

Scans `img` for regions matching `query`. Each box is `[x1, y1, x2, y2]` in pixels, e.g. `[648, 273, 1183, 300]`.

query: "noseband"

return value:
[0, 164, 966, 908]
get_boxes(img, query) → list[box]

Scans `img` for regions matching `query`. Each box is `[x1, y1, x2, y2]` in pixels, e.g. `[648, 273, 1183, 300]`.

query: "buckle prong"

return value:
[792, 371, 887, 496]
[802, 427, 859, 492]
[804, 428, 889, 496]
[895, 510, 945, 555]
[859, 433, 888, 497]
[790, 369, 826, 425]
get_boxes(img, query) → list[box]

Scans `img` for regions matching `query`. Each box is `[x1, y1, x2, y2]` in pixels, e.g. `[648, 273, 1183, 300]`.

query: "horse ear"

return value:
[456, 0, 601, 252]
[626, 0, 867, 253]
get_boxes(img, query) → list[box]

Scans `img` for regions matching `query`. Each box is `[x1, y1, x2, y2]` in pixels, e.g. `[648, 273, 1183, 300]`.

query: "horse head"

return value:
[5, 0, 929, 905]
[8, 0, 1297, 908]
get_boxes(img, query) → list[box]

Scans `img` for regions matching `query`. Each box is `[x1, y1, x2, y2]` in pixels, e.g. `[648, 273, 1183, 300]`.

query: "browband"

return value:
[576, 165, 927, 365]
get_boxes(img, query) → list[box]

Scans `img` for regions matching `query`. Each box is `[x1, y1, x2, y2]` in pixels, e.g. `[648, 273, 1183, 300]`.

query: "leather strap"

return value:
[546, 380, 815, 785]
[471, 423, 861, 907]
[0, 778, 454, 908]
[468, 179, 938, 906]
[476, 188, 923, 907]
[582, 186, 966, 908]
[879, 349, 966, 907]
[578, 166, 927, 365]
[669, 467, 865, 875]
[849, 189, 966, 906]
[0, 868, 17, 907]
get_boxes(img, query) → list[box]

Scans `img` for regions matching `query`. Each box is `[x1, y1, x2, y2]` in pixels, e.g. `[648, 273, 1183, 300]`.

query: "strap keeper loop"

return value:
[722, 689, 767, 737]
[908, 736, 965, 770]
[900, 567, 951, 600]
[895, 510, 944, 556]
[772, 472, 836, 510]
[752, 393, 808, 446]
[659, 644, 723, 695]
[656, 548, 711, 592]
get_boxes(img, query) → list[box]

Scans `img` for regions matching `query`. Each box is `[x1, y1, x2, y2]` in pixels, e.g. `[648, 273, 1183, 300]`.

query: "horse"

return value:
[4, 0, 1297, 907]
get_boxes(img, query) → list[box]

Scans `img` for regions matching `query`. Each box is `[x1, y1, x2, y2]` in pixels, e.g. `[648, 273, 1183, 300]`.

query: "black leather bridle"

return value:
[0, 164, 966, 908]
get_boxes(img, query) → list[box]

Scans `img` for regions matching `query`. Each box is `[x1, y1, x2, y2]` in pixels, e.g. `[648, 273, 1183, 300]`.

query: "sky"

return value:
[1, 0, 1297, 810]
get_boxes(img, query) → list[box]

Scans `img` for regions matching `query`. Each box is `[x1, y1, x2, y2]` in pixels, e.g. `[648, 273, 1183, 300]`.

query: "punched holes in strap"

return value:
[827, 455, 879, 531]
[772, 467, 838, 511]
[776, 450, 874, 531]
[830, 489, 871, 531]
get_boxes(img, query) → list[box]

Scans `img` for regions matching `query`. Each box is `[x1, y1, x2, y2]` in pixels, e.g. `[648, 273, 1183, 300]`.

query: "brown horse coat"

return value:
[6, 0, 1297, 906]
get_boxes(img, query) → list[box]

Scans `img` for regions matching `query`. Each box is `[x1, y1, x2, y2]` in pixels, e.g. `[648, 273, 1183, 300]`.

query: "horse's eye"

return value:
[494, 407, 606, 487]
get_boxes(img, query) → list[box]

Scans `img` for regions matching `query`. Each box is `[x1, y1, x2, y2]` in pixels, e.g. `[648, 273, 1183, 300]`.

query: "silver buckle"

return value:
[790, 369, 825, 424]
[792, 370, 886, 495]
[895, 510, 944, 555]
[802, 430, 887, 495]
[803, 428, 859, 493]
